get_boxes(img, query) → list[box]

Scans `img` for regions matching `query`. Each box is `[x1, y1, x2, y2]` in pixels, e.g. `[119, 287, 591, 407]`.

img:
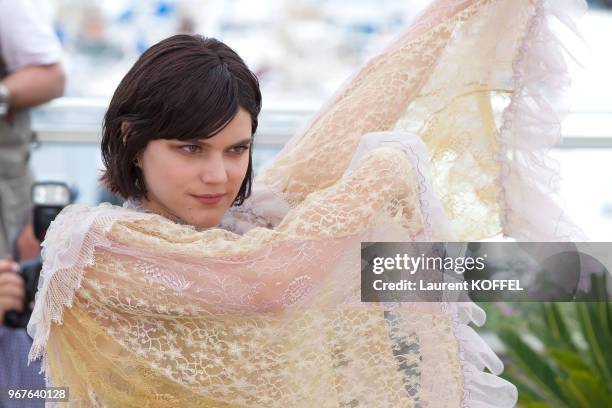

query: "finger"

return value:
[0, 259, 19, 273]
[0, 293, 24, 304]
[0, 297, 23, 313]
[0, 273, 25, 288]
[0, 283, 26, 299]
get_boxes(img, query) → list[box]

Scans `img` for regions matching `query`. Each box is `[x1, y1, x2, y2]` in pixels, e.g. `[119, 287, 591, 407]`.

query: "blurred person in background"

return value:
[0, 238, 42, 408]
[0, 0, 64, 405]
[0, 0, 65, 259]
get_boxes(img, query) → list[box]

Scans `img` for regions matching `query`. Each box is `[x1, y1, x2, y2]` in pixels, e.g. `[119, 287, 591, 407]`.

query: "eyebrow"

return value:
[186, 138, 253, 147]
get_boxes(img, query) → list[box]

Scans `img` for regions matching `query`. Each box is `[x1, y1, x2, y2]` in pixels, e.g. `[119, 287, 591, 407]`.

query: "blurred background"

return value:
[28, 0, 612, 240]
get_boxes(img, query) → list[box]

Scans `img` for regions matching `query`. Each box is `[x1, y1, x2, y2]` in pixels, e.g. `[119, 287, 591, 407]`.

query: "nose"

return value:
[199, 151, 228, 184]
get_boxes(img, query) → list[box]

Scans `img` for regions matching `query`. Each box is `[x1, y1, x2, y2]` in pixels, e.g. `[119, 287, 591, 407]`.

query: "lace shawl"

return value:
[28, 0, 587, 406]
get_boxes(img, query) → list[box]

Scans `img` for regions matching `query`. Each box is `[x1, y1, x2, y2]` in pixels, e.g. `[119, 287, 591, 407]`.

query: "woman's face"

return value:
[137, 108, 252, 228]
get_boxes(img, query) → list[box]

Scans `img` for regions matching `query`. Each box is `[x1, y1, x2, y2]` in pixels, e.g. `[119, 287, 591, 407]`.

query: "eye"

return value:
[179, 144, 201, 154]
[228, 145, 251, 154]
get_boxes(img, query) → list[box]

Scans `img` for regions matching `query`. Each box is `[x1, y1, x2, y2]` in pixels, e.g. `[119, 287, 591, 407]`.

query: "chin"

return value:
[189, 213, 223, 229]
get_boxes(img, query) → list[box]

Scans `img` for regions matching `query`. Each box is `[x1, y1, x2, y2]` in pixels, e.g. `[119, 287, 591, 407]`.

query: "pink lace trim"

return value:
[498, 0, 588, 241]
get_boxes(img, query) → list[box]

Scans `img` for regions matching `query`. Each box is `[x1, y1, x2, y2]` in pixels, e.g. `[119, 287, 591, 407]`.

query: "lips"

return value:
[191, 193, 226, 205]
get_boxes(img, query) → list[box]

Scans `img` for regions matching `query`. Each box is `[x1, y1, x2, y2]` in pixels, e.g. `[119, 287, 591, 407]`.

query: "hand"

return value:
[17, 224, 41, 261]
[0, 256, 24, 325]
[345, 131, 427, 176]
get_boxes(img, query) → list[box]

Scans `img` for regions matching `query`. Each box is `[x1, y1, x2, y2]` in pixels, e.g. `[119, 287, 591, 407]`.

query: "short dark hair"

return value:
[100, 34, 262, 206]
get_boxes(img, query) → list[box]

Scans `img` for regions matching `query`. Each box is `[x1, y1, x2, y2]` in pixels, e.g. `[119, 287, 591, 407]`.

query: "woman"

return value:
[28, 0, 586, 406]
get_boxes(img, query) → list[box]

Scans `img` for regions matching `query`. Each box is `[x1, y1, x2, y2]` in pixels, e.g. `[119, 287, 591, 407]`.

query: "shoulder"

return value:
[38, 202, 153, 273]
[0, 0, 61, 72]
[50, 202, 120, 225]
[44, 203, 141, 243]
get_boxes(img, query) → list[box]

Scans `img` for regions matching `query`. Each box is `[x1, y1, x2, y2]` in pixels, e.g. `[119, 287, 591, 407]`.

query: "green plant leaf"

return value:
[522, 402, 555, 408]
[498, 328, 568, 407]
[548, 349, 591, 373]
[544, 303, 579, 352]
[575, 302, 612, 393]
[558, 370, 611, 408]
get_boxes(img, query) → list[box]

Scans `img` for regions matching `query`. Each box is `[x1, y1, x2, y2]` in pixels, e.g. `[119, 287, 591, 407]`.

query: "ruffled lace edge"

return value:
[27, 203, 155, 384]
[498, 0, 589, 241]
[444, 2, 589, 407]
[445, 302, 518, 408]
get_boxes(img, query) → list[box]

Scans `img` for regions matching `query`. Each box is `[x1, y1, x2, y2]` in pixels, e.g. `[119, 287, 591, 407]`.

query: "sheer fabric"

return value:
[28, 0, 586, 406]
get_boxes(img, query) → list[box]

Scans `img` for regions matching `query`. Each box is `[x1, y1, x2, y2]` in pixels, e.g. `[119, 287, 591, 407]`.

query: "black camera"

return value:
[3, 182, 74, 329]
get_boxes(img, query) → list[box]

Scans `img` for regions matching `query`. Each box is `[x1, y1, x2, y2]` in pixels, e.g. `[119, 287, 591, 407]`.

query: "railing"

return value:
[31, 97, 317, 147]
[32, 97, 612, 147]
[26, 97, 612, 239]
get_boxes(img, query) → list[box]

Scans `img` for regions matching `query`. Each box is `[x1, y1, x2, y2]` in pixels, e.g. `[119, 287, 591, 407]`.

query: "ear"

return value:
[134, 150, 143, 168]
[121, 121, 130, 145]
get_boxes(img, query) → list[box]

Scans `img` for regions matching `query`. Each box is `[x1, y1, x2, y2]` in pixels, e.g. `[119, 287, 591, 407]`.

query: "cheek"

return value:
[164, 161, 194, 185]
[141, 151, 193, 194]
[229, 156, 250, 189]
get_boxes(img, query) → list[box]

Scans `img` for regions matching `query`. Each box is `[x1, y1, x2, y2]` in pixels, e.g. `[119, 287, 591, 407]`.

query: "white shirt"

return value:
[0, 0, 61, 73]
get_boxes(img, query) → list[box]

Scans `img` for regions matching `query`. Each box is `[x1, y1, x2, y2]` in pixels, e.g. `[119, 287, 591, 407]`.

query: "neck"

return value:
[136, 198, 186, 225]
